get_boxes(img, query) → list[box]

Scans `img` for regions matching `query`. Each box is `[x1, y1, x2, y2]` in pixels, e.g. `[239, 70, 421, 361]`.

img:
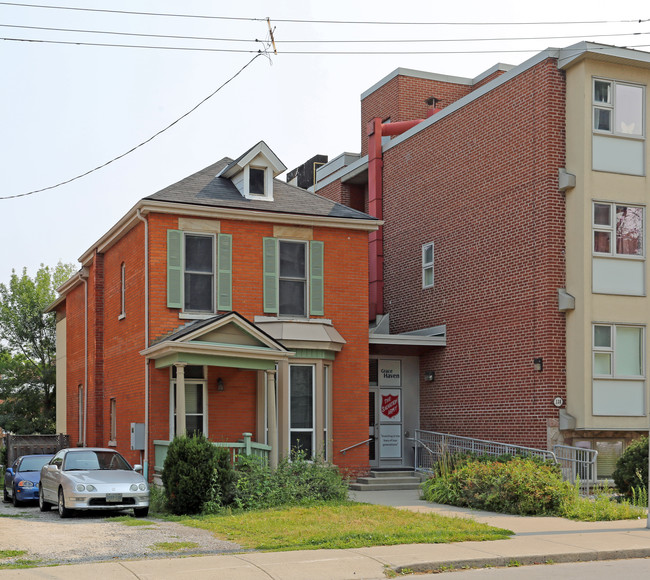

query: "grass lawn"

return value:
[174, 502, 512, 551]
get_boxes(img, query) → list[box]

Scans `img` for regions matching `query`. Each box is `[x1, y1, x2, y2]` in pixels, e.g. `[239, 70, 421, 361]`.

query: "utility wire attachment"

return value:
[267, 17, 277, 54]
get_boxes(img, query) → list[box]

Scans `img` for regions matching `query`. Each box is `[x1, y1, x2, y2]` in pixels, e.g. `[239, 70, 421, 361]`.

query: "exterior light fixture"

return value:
[424, 371, 435, 382]
[533, 358, 543, 372]
[217, 377, 225, 391]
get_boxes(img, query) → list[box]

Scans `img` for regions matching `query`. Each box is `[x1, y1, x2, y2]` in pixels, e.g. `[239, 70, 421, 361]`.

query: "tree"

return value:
[0, 262, 75, 434]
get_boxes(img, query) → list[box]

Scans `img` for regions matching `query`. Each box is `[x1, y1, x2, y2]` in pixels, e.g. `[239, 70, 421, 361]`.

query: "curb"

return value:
[395, 548, 650, 574]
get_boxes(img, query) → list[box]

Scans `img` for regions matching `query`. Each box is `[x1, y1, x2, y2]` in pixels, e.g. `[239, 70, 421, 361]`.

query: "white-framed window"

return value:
[593, 78, 644, 138]
[289, 364, 315, 458]
[249, 167, 266, 196]
[323, 364, 330, 461]
[184, 232, 215, 313]
[78, 385, 84, 444]
[593, 324, 644, 378]
[119, 262, 126, 320]
[279, 240, 308, 316]
[170, 365, 207, 437]
[109, 398, 117, 444]
[422, 242, 434, 288]
[593, 202, 644, 257]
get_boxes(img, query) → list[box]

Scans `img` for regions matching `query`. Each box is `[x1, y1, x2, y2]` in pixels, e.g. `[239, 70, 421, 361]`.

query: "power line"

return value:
[2, 22, 649, 45]
[3, 35, 650, 55]
[0, 53, 265, 201]
[0, 2, 647, 26]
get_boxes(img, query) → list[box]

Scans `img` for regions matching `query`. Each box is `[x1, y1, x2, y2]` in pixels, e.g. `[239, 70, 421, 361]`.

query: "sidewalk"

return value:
[1, 489, 649, 579]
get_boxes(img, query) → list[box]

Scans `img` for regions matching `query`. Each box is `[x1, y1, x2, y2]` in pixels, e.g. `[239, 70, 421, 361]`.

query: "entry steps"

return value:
[349, 470, 426, 491]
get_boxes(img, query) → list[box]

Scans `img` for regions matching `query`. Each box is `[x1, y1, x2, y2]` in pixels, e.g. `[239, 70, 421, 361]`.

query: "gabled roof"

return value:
[218, 141, 286, 179]
[146, 157, 374, 221]
[141, 312, 293, 370]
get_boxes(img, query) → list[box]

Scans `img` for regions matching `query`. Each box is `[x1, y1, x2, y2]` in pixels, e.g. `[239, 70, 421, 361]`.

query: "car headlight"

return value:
[76, 484, 97, 492]
[139, 483, 147, 491]
[18, 481, 34, 488]
[130, 484, 138, 492]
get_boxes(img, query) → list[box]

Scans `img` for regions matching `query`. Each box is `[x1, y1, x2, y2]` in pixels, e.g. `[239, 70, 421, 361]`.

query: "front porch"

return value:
[153, 432, 271, 483]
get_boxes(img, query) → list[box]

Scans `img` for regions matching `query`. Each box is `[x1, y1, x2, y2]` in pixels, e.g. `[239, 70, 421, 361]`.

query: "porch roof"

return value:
[140, 312, 294, 370]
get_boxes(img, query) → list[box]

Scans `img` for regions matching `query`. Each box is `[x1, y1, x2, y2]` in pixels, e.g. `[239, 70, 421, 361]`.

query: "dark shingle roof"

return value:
[146, 157, 375, 221]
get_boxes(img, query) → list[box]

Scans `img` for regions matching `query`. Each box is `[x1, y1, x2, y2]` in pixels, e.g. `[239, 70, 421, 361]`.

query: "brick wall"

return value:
[361, 74, 472, 156]
[379, 57, 567, 448]
[65, 210, 370, 475]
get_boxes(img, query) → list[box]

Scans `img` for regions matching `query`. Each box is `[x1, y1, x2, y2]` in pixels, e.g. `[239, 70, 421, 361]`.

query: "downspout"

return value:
[136, 209, 150, 480]
[367, 117, 427, 320]
[80, 267, 89, 447]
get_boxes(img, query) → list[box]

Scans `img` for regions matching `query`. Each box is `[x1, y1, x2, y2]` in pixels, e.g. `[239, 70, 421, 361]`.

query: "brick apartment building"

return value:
[310, 42, 650, 476]
[47, 141, 379, 479]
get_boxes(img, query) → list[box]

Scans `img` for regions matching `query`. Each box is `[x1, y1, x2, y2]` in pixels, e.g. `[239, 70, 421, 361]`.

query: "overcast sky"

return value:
[1, 0, 649, 287]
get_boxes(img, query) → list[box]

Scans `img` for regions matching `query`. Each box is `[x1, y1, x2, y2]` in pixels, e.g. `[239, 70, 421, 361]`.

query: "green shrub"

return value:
[162, 434, 234, 515]
[560, 480, 646, 521]
[612, 437, 648, 496]
[422, 457, 569, 516]
[233, 452, 347, 511]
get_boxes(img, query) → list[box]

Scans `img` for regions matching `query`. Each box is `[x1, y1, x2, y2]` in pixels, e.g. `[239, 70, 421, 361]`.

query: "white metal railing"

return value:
[413, 429, 556, 473]
[553, 444, 598, 488]
[339, 438, 373, 455]
[413, 430, 599, 489]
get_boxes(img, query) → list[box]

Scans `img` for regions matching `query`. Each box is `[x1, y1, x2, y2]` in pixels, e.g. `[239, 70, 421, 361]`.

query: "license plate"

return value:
[106, 493, 122, 503]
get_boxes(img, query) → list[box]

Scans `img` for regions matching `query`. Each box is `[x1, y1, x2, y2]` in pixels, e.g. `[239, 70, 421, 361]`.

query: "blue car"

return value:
[4, 454, 53, 507]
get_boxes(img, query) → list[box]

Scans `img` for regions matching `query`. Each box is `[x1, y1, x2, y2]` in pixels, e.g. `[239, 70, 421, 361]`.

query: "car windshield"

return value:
[19, 456, 52, 472]
[64, 451, 132, 471]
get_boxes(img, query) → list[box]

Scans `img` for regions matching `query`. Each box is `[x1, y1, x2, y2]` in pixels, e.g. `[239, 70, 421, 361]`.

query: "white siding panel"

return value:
[593, 380, 645, 416]
[593, 135, 645, 176]
[593, 257, 645, 295]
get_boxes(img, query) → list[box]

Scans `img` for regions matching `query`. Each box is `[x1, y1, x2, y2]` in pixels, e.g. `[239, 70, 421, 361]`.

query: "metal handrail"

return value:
[339, 438, 373, 455]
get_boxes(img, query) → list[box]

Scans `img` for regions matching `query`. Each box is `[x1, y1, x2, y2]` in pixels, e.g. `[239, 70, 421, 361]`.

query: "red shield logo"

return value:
[381, 394, 399, 419]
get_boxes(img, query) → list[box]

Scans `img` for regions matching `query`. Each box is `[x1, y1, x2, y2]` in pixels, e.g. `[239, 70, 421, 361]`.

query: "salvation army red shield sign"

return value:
[381, 393, 399, 419]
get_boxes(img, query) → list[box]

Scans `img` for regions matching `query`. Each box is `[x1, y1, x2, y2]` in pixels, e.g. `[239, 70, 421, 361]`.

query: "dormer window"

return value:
[249, 167, 266, 196]
[218, 141, 287, 202]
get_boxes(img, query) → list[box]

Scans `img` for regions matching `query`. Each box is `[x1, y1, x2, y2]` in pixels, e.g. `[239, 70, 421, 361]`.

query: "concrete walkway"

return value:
[1, 489, 649, 579]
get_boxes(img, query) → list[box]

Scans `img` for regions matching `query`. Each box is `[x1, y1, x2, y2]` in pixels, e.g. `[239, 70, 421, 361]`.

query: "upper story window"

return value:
[593, 79, 644, 138]
[263, 238, 324, 318]
[167, 230, 232, 315]
[249, 167, 266, 196]
[279, 241, 307, 316]
[119, 262, 126, 320]
[422, 242, 434, 288]
[593, 324, 644, 378]
[593, 202, 644, 257]
[184, 233, 214, 312]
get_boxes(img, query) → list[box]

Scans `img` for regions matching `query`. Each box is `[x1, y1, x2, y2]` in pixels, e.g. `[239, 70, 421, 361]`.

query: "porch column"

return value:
[266, 369, 278, 469]
[175, 363, 187, 437]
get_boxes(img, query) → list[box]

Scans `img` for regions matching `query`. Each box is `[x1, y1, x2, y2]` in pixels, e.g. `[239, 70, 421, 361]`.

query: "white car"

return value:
[39, 448, 150, 518]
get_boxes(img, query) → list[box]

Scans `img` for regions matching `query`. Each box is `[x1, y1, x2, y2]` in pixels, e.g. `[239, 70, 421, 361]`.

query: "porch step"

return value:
[349, 470, 426, 491]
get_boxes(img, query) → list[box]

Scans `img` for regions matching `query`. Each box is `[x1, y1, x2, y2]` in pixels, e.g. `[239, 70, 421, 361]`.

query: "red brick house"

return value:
[48, 141, 379, 479]
[312, 42, 650, 476]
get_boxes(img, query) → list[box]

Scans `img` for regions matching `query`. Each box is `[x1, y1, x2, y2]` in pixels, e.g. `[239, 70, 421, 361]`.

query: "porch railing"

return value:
[153, 432, 271, 476]
[412, 429, 598, 489]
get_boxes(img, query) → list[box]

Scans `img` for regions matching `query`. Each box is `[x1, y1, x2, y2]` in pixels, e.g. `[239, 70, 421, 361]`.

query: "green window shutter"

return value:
[217, 233, 232, 311]
[310, 240, 324, 316]
[263, 237, 278, 313]
[167, 230, 183, 309]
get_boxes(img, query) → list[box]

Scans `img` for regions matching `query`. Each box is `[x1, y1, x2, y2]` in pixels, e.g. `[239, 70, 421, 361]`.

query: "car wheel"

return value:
[133, 507, 149, 518]
[12, 488, 21, 507]
[58, 488, 72, 518]
[2, 485, 8, 503]
[39, 487, 51, 512]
